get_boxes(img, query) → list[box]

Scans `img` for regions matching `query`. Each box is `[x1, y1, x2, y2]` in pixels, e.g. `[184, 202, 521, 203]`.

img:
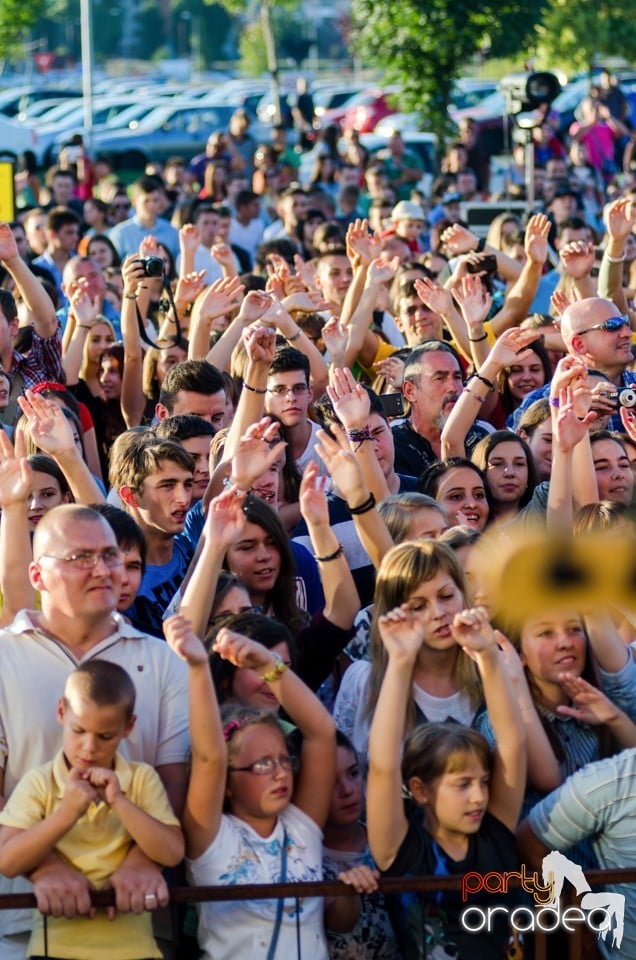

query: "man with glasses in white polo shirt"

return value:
[0, 504, 188, 960]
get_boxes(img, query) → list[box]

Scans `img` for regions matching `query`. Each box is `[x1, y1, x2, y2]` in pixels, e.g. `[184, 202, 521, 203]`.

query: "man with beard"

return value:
[392, 340, 489, 475]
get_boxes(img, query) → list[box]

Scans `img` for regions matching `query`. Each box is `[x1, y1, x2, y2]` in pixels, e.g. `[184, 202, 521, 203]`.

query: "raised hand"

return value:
[373, 354, 404, 388]
[440, 223, 478, 256]
[179, 223, 201, 254]
[293, 254, 319, 290]
[211, 243, 236, 269]
[0, 426, 31, 509]
[549, 354, 588, 398]
[552, 385, 596, 453]
[327, 366, 370, 430]
[69, 284, 100, 329]
[559, 241, 596, 280]
[238, 290, 274, 327]
[314, 426, 366, 504]
[139, 235, 159, 259]
[321, 316, 348, 358]
[524, 213, 550, 265]
[452, 274, 492, 328]
[346, 218, 381, 267]
[606, 197, 636, 242]
[212, 627, 275, 672]
[415, 276, 453, 316]
[243, 322, 276, 365]
[17, 389, 77, 459]
[0, 223, 19, 263]
[378, 604, 424, 666]
[174, 270, 207, 309]
[197, 275, 244, 320]
[205, 485, 248, 549]
[164, 613, 208, 665]
[451, 606, 496, 655]
[231, 418, 286, 492]
[550, 289, 575, 317]
[283, 289, 330, 313]
[488, 326, 542, 368]
[556, 673, 623, 725]
[299, 460, 330, 528]
[337, 865, 380, 894]
[367, 256, 400, 286]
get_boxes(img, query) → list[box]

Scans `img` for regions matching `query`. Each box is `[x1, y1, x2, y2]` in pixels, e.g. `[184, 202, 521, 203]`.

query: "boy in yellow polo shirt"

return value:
[0, 661, 184, 960]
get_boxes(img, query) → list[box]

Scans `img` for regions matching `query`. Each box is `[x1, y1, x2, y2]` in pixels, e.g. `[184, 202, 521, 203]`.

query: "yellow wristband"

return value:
[258, 653, 289, 683]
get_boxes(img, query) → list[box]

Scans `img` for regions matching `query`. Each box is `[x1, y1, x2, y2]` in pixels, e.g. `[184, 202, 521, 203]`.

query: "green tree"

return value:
[351, 0, 547, 149]
[0, 0, 45, 61]
[537, 0, 636, 74]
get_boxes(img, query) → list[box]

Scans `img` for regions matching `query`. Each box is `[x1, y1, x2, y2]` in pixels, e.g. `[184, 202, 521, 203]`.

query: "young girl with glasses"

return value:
[165, 615, 337, 960]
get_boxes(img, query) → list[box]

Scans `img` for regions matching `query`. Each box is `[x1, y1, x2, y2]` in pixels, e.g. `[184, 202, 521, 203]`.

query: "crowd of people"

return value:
[0, 72, 635, 960]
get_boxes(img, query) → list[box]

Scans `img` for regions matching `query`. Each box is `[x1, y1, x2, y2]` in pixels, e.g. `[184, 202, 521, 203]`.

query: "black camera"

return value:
[133, 256, 164, 278]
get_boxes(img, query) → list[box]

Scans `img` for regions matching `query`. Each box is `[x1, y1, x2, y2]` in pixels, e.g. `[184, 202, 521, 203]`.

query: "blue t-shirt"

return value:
[126, 534, 193, 638]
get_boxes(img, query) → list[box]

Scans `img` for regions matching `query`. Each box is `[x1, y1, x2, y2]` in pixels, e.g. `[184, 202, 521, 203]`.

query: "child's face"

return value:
[520, 611, 586, 688]
[57, 695, 134, 771]
[327, 746, 363, 828]
[227, 724, 293, 828]
[117, 545, 144, 612]
[417, 752, 489, 841]
[406, 508, 447, 542]
[404, 570, 465, 652]
[231, 641, 290, 711]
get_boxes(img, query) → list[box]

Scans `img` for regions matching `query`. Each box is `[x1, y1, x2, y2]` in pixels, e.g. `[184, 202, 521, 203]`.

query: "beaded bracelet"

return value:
[470, 372, 495, 392]
[315, 544, 344, 563]
[243, 382, 267, 394]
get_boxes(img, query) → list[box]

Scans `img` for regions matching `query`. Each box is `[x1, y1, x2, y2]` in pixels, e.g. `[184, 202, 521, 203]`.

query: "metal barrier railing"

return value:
[4, 868, 634, 959]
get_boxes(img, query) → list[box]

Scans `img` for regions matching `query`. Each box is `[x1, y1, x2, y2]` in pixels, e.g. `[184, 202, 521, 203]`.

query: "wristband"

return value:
[258, 652, 289, 683]
[605, 252, 625, 263]
[347, 427, 372, 451]
[285, 328, 302, 342]
[348, 492, 376, 515]
[315, 543, 344, 563]
[468, 332, 488, 343]
[470, 372, 495, 392]
[476, 237, 486, 253]
[124, 294, 138, 300]
[549, 397, 560, 408]
[243, 382, 267, 394]
[77, 325, 92, 330]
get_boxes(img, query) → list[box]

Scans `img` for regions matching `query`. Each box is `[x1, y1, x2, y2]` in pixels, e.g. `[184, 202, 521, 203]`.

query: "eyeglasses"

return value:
[228, 754, 299, 776]
[38, 548, 123, 570]
[267, 384, 309, 397]
[578, 315, 631, 335]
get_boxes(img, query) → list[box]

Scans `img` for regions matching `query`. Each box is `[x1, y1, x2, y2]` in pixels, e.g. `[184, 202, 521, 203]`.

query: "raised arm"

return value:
[598, 197, 636, 316]
[489, 214, 550, 336]
[177, 487, 248, 637]
[451, 607, 526, 832]
[314, 425, 394, 570]
[343, 257, 400, 370]
[188, 276, 245, 363]
[367, 606, 422, 870]
[119, 255, 148, 428]
[212, 628, 336, 828]
[0, 430, 35, 625]
[17, 390, 105, 505]
[0, 224, 57, 338]
[298, 460, 360, 629]
[164, 615, 227, 859]
[441, 326, 538, 459]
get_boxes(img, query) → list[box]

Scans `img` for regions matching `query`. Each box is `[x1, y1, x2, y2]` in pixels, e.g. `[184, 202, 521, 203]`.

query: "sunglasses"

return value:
[578, 315, 631, 335]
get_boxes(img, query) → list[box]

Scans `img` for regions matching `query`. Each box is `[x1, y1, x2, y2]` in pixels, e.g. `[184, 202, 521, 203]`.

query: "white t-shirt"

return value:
[187, 804, 328, 960]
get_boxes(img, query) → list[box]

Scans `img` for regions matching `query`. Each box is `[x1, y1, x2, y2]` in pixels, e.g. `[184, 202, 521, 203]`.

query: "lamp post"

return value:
[80, 0, 94, 151]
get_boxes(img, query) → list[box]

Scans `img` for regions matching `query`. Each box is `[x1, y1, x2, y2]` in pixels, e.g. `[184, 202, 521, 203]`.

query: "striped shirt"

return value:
[528, 749, 636, 960]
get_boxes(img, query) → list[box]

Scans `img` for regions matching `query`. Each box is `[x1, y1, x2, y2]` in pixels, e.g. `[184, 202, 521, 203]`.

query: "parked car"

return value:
[341, 87, 400, 133]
